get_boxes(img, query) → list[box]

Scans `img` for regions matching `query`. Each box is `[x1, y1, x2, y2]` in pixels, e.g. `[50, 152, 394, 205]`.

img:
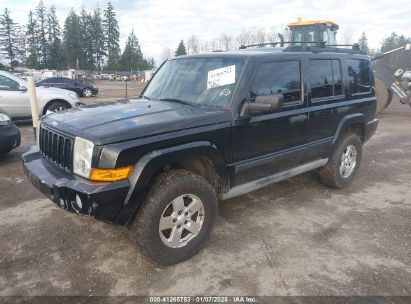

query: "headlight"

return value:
[73, 137, 94, 179]
[0, 113, 11, 125]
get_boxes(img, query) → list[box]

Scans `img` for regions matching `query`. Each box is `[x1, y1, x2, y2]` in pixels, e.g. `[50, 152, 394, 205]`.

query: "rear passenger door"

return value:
[305, 57, 373, 162]
[305, 58, 345, 161]
[231, 59, 309, 186]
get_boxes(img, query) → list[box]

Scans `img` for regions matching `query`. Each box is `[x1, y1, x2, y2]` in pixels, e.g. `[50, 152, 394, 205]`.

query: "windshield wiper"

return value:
[141, 95, 151, 100]
[158, 98, 199, 107]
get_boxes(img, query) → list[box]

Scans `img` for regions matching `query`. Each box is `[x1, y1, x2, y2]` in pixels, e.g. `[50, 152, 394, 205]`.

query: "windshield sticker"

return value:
[219, 88, 231, 96]
[207, 65, 235, 89]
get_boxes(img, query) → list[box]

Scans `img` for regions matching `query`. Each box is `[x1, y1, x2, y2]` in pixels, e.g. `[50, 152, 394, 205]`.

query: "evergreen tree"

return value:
[35, 1, 48, 67]
[80, 8, 94, 69]
[63, 9, 83, 69]
[47, 6, 63, 69]
[175, 40, 187, 56]
[120, 29, 153, 71]
[103, 2, 120, 69]
[357, 32, 370, 54]
[92, 8, 105, 71]
[0, 8, 19, 70]
[26, 10, 40, 68]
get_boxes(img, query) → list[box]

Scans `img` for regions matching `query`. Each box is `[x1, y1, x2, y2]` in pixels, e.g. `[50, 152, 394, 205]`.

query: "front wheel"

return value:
[44, 101, 71, 115]
[129, 169, 218, 264]
[319, 133, 363, 189]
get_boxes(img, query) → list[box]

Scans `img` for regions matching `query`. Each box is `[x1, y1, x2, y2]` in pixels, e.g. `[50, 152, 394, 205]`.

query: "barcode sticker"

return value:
[207, 65, 235, 89]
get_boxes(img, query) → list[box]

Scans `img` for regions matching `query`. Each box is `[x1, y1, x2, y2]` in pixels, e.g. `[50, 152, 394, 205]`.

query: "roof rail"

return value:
[239, 41, 364, 55]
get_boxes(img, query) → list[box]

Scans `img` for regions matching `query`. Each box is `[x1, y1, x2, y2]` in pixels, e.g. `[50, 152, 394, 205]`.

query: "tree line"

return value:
[0, 1, 154, 71]
[168, 28, 411, 69]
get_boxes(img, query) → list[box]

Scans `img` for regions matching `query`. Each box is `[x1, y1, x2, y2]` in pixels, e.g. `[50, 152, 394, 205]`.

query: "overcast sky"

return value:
[2, 0, 410, 62]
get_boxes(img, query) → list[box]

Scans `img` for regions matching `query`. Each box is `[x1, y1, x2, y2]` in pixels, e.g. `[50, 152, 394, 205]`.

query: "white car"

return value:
[0, 70, 81, 119]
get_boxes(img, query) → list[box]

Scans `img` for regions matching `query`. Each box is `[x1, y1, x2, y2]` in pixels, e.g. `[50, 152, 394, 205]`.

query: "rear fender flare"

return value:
[332, 113, 366, 145]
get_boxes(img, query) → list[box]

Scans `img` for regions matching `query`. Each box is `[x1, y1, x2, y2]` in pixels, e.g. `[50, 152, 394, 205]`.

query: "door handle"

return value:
[290, 114, 307, 124]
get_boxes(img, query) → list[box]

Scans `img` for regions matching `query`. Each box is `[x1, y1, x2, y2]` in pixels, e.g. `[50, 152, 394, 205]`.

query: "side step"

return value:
[219, 158, 328, 200]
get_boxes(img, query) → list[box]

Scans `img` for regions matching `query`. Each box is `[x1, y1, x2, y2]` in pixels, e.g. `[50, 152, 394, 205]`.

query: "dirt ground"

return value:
[85, 80, 147, 103]
[0, 83, 410, 297]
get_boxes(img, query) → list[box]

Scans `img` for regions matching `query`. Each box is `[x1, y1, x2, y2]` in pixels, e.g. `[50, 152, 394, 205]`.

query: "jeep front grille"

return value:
[39, 125, 73, 172]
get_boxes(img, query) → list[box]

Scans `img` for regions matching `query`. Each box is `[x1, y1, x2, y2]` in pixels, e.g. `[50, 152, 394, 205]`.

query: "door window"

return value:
[310, 59, 343, 100]
[0, 75, 19, 91]
[347, 59, 371, 94]
[251, 60, 302, 104]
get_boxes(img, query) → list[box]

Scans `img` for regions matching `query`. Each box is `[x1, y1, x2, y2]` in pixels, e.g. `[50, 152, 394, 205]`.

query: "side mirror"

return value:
[18, 85, 27, 92]
[240, 94, 284, 117]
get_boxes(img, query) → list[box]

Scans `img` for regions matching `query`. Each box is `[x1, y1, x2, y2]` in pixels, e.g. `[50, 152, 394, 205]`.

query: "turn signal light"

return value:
[89, 166, 133, 182]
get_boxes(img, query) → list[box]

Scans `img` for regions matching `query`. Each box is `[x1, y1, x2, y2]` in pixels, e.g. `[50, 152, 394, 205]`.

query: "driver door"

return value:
[0, 74, 30, 118]
[231, 59, 309, 186]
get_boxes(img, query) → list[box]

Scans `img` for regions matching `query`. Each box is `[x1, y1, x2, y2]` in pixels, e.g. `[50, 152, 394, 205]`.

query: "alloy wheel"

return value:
[159, 194, 205, 248]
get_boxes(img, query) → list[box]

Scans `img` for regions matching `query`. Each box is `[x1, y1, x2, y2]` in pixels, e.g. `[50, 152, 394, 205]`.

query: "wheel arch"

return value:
[41, 99, 72, 115]
[332, 113, 366, 145]
[115, 141, 230, 225]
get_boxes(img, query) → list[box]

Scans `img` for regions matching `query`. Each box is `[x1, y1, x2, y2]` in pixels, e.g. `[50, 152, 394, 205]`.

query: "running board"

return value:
[219, 158, 328, 200]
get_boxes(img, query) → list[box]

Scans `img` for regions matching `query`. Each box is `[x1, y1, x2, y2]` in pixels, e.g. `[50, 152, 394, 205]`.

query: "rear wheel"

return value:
[82, 88, 93, 97]
[44, 101, 71, 115]
[129, 169, 218, 264]
[319, 133, 363, 189]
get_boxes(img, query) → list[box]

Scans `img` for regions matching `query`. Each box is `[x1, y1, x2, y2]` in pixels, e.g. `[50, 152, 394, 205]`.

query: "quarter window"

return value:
[310, 59, 343, 100]
[0, 75, 19, 91]
[347, 59, 371, 94]
[251, 61, 301, 104]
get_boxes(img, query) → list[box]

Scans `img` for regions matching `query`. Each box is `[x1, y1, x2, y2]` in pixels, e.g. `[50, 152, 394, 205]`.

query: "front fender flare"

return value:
[115, 141, 229, 225]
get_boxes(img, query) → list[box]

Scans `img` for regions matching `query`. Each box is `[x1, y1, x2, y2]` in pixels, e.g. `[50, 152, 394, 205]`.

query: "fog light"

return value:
[75, 195, 83, 210]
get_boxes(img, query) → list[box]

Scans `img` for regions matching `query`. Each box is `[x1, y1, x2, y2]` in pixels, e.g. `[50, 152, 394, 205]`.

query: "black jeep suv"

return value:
[23, 46, 378, 264]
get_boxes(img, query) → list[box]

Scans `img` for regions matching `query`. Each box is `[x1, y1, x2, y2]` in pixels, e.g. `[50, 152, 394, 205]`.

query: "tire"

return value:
[44, 101, 71, 114]
[82, 88, 93, 97]
[129, 169, 218, 265]
[319, 133, 363, 189]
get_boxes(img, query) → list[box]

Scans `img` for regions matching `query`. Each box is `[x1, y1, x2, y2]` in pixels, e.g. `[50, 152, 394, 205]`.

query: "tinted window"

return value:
[333, 60, 343, 95]
[0, 75, 19, 91]
[347, 59, 371, 94]
[41, 78, 59, 83]
[310, 60, 333, 99]
[251, 61, 301, 104]
[310, 59, 343, 99]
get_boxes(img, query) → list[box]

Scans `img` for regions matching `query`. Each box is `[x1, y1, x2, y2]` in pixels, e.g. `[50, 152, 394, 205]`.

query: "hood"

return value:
[41, 99, 231, 145]
[36, 86, 75, 96]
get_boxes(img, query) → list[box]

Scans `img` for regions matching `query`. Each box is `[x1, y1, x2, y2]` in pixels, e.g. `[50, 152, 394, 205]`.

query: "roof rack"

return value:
[239, 41, 364, 55]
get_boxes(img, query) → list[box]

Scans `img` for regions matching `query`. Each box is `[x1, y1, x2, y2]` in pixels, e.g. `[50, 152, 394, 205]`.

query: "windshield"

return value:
[143, 57, 246, 109]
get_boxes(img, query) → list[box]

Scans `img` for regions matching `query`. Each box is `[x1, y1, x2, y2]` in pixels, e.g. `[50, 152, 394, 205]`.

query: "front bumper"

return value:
[0, 123, 21, 153]
[22, 146, 130, 223]
[364, 119, 379, 143]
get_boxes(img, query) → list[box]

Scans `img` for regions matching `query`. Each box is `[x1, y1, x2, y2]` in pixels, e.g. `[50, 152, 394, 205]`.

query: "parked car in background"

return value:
[0, 108, 20, 154]
[0, 71, 81, 119]
[100, 74, 110, 80]
[36, 77, 99, 97]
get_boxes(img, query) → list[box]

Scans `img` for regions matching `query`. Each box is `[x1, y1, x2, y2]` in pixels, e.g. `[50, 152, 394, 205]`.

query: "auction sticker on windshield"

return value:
[207, 65, 235, 89]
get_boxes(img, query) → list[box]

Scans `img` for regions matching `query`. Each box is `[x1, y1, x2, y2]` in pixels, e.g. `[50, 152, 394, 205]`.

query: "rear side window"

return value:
[251, 60, 301, 104]
[0, 75, 19, 91]
[310, 59, 343, 100]
[346, 59, 371, 94]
